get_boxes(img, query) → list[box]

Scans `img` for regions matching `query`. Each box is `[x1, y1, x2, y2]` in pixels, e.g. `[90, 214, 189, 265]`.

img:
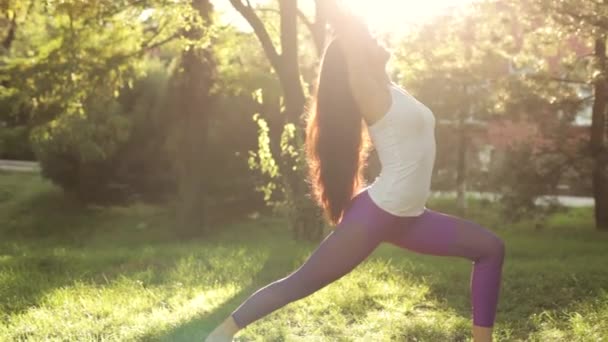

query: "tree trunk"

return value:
[277, 0, 321, 240]
[278, 0, 306, 125]
[173, 0, 216, 238]
[457, 24, 474, 216]
[311, 0, 327, 56]
[591, 36, 608, 231]
[2, 13, 17, 50]
[230, 0, 326, 241]
[456, 109, 468, 216]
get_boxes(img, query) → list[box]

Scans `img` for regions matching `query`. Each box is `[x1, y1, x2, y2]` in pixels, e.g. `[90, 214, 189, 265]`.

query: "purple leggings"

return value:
[231, 190, 505, 328]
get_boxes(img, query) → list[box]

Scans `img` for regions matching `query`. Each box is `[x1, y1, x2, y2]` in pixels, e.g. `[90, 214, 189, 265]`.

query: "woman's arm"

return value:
[320, 1, 392, 121]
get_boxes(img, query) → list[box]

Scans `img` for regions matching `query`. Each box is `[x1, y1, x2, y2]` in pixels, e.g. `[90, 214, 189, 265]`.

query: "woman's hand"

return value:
[318, 0, 392, 122]
[319, 1, 371, 44]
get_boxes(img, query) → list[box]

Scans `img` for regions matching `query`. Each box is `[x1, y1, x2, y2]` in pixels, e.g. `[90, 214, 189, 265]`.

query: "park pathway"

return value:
[0, 160, 594, 207]
[0, 159, 40, 172]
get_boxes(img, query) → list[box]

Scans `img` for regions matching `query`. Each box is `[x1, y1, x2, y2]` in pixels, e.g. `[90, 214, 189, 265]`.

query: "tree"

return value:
[516, 0, 608, 230]
[169, 0, 216, 237]
[1, 1, 220, 209]
[0, 1, 186, 184]
[1, 1, 188, 125]
[394, 7, 508, 215]
[228, 0, 329, 240]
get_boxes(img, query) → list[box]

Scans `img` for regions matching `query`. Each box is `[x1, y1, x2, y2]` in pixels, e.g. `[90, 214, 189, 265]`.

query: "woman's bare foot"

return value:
[472, 325, 493, 342]
[204, 330, 233, 342]
[205, 316, 240, 342]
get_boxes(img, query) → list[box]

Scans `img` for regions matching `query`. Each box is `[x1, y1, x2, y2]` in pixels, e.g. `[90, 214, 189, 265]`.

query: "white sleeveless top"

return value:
[365, 83, 436, 217]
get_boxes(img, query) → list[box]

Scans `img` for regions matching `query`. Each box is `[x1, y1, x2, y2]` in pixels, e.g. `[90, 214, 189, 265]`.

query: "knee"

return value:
[473, 231, 505, 264]
[489, 235, 506, 263]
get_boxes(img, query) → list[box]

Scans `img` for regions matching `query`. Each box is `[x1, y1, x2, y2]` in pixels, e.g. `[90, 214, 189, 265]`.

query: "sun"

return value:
[341, 0, 477, 35]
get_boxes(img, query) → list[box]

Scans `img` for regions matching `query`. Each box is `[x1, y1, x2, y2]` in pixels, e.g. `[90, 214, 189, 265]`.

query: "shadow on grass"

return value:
[0, 183, 112, 316]
[2, 174, 605, 341]
[0, 241, 159, 316]
[138, 224, 608, 341]
[143, 243, 303, 342]
[377, 228, 608, 341]
[0, 173, 262, 321]
[1, 184, 105, 243]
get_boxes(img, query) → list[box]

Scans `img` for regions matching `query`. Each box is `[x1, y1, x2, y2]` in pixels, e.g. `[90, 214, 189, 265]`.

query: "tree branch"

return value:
[528, 74, 589, 85]
[81, 0, 149, 27]
[229, 0, 282, 72]
[256, 7, 314, 33]
[546, 2, 608, 32]
[296, 9, 313, 31]
[577, 94, 595, 104]
[311, 0, 327, 56]
[2, 11, 17, 50]
[257, 6, 326, 56]
[122, 32, 180, 60]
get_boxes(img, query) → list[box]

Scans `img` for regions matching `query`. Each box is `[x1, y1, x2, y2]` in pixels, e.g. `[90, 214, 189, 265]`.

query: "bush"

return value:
[31, 97, 131, 201]
[29, 57, 262, 210]
[0, 126, 34, 160]
[491, 143, 564, 221]
[31, 59, 176, 203]
[111, 59, 176, 202]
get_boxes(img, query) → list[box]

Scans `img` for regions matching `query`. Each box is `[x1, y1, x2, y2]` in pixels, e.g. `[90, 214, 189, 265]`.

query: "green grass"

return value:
[1, 171, 607, 341]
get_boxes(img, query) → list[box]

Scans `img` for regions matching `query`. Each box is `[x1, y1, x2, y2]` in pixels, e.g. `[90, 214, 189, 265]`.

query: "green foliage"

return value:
[248, 112, 280, 203]
[0, 0, 207, 125]
[280, 122, 299, 164]
[476, 0, 601, 221]
[247, 110, 306, 206]
[30, 94, 131, 199]
[394, 6, 508, 119]
[0, 1, 211, 162]
[213, 25, 279, 96]
[112, 58, 177, 201]
[30, 58, 177, 202]
[393, 6, 510, 193]
[247, 108, 325, 239]
[3, 3, 135, 123]
[491, 144, 563, 221]
[0, 125, 33, 160]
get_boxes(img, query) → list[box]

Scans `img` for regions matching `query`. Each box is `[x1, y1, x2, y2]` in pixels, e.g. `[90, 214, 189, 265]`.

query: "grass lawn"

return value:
[1, 171, 607, 341]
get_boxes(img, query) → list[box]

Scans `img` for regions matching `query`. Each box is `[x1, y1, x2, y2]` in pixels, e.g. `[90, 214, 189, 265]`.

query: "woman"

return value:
[206, 6, 505, 342]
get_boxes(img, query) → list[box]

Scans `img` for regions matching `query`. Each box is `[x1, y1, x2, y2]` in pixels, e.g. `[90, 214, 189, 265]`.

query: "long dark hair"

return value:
[306, 38, 370, 225]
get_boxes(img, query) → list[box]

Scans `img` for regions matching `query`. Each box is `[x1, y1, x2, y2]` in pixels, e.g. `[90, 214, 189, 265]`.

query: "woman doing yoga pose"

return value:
[206, 4, 505, 342]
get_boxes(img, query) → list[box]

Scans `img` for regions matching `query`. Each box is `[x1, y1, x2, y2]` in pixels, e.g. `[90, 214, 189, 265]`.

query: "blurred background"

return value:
[0, 1, 607, 340]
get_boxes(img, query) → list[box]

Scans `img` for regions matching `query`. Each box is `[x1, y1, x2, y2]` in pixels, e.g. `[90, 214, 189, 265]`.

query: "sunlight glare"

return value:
[216, 0, 477, 36]
[343, 0, 477, 35]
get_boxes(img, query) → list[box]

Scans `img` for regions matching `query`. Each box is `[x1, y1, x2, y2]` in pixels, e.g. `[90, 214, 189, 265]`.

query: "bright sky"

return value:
[343, 0, 476, 34]
[215, 0, 477, 35]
